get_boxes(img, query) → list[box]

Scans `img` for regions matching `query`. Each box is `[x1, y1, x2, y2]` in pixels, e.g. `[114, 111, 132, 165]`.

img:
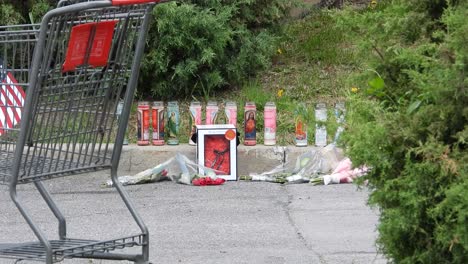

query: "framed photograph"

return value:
[196, 124, 237, 181]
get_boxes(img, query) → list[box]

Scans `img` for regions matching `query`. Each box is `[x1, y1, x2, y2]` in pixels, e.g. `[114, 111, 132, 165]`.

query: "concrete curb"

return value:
[118, 144, 344, 177]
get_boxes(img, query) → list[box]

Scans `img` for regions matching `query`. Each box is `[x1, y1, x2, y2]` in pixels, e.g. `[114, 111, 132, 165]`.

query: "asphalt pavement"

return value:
[0, 145, 386, 264]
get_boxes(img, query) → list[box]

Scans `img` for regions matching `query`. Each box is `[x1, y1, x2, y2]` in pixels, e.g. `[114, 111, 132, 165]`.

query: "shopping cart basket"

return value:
[0, 0, 163, 263]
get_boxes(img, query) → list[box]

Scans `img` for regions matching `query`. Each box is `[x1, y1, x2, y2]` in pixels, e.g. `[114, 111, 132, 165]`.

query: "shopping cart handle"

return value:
[112, 0, 160, 5]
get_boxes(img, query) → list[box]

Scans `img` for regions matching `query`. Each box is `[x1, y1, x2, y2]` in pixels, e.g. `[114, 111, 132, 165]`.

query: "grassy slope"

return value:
[128, 8, 361, 146]
[237, 9, 361, 146]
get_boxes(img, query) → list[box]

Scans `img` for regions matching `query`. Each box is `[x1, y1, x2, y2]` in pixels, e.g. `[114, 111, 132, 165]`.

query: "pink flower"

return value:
[322, 159, 369, 185]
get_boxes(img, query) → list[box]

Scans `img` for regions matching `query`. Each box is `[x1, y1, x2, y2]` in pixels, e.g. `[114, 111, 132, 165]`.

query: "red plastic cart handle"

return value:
[112, 0, 159, 5]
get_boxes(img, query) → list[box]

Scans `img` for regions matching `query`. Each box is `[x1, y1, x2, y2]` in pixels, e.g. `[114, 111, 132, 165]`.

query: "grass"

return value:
[126, 9, 360, 146]
[243, 10, 359, 145]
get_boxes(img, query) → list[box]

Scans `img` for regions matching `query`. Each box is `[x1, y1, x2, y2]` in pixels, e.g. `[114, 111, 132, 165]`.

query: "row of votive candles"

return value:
[117, 101, 345, 147]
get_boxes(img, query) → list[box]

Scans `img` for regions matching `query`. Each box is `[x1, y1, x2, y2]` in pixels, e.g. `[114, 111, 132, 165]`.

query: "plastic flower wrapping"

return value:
[103, 153, 226, 187]
[242, 144, 368, 185]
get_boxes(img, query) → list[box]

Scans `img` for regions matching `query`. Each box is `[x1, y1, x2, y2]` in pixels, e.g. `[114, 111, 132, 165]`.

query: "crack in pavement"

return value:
[281, 187, 328, 264]
[279, 185, 385, 264]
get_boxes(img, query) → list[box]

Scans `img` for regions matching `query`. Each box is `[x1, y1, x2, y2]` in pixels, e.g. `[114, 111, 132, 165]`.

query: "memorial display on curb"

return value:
[196, 124, 237, 181]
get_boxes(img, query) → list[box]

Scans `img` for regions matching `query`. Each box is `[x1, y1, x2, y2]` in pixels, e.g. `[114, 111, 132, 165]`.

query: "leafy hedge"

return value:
[338, 0, 467, 263]
[140, 0, 293, 99]
[0, 0, 53, 24]
[0, 2, 22, 25]
[1, 0, 292, 99]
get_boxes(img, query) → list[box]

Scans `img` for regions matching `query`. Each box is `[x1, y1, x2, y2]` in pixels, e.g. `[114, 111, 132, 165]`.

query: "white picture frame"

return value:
[196, 124, 237, 181]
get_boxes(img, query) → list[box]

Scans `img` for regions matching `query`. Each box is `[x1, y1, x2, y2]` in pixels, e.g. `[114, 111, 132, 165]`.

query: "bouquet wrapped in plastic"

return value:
[310, 158, 369, 185]
[103, 157, 173, 187]
[103, 153, 226, 187]
[242, 144, 343, 184]
[173, 153, 226, 186]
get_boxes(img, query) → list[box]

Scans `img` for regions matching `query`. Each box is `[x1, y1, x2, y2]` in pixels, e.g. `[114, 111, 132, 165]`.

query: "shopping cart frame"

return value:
[0, 0, 165, 263]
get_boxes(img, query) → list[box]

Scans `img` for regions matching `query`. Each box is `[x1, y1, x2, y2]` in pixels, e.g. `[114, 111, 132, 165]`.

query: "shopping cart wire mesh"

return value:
[0, 1, 164, 263]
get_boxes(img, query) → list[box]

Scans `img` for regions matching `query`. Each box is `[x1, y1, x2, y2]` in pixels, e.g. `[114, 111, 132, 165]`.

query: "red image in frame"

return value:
[204, 135, 231, 175]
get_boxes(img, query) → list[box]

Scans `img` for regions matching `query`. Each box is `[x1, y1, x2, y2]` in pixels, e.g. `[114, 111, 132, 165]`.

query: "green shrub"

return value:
[0, 3, 23, 25]
[140, 2, 233, 99]
[29, 0, 53, 23]
[0, 0, 55, 24]
[140, 0, 293, 99]
[184, 0, 294, 29]
[340, 0, 467, 263]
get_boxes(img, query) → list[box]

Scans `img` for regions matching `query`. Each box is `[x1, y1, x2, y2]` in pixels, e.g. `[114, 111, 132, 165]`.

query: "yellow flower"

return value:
[370, 0, 377, 9]
[277, 89, 284, 97]
[277, 48, 283, 55]
[351, 87, 359, 93]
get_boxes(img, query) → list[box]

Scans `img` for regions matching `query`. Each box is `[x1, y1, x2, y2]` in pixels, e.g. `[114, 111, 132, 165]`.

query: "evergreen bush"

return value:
[0, 3, 23, 25]
[338, 0, 467, 263]
[140, 0, 293, 99]
[0, 0, 54, 24]
[140, 2, 233, 99]
[1, 0, 292, 99]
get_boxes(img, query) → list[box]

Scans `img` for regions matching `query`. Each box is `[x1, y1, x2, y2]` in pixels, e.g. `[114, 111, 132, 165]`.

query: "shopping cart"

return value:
[0, 0, 163, 263]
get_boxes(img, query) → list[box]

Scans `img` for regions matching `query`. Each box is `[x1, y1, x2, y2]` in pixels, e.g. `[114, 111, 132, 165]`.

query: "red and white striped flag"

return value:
[0, 58, 26, 135]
